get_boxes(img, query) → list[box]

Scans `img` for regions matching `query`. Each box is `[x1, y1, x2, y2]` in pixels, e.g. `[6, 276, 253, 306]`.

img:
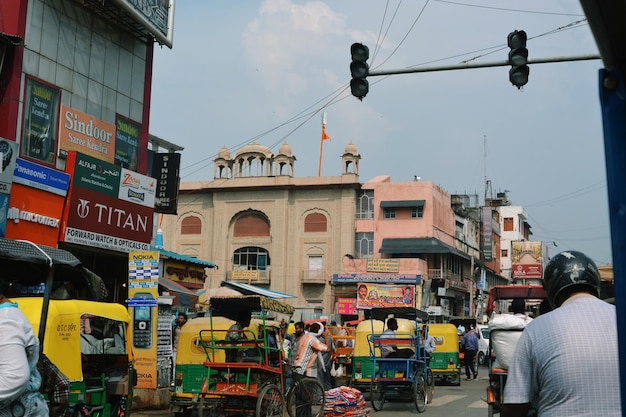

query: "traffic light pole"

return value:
[366, 54, 601, 77]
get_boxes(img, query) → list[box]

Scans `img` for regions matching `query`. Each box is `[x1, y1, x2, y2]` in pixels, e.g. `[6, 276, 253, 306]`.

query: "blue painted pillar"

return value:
[599, 67, 626, 410]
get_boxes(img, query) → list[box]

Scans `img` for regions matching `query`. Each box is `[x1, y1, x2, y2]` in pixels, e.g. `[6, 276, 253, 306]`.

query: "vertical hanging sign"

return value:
[128, 251, 160, 389]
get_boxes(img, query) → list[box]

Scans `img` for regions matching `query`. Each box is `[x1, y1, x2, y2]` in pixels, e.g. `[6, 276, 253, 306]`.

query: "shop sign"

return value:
[152, 152, 180, 214]
[68, 152, 121, 197]
[337, 298, 357, 315]
[13, 157, 70, 196]
[5, 183, 66, 246]
[21, 77, 59, 165]
[59, 105, 115, 163]
[232, 270, 258, 280]
[165, 260, 206, 282]
[356, 282, 415, 309]
[366, 259, 399, 273]
[333, 273, 421, 284]
[114, 116, 140, 170]
[118, 168, 156, 208]
[512, 240, 543, 279]
[61, 186, 153, 252]
[0, 138, 18, 194]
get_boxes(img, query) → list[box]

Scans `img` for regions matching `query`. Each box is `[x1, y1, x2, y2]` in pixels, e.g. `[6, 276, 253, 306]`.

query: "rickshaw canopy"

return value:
[364, 307, 430, 323]
[486, 285, 547, 314]
[208, 295, 294, 323]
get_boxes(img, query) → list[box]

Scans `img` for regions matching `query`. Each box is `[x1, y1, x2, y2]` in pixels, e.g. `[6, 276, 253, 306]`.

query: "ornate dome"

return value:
[344, 142, 358, 155]
[278, 142, 292, 156]
[234, 142, 273, 158]
[217, 145, 230, 159]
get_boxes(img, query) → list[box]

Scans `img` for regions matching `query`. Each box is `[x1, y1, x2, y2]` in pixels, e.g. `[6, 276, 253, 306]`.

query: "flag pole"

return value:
[318, 113, 329, 176]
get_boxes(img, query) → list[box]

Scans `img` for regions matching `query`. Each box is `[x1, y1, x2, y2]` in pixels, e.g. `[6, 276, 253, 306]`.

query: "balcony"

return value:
[427, 269, 462, 281]
[300, 269, 329, 285]
[227, 269, 270, 285]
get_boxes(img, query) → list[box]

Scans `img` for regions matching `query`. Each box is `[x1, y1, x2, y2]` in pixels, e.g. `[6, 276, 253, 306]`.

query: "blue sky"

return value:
[150, 1, 611, 265]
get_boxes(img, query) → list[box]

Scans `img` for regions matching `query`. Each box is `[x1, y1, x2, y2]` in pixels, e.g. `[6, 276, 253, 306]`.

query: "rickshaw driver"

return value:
[502, 251, 621, 417]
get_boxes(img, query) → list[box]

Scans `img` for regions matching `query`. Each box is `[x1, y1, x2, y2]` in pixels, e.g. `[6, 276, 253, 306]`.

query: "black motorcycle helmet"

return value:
[543, 250, 601, 308]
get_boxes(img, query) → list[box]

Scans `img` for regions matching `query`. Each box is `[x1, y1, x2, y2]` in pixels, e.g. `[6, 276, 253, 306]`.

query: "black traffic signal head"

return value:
[350, 43, 370, 100]
[507, 30, 529, 89]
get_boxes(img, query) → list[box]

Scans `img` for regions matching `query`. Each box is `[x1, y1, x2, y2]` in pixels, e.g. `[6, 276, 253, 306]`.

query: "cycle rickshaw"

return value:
[485, 285, 547, 417]
[366, 307, 433, 413]
[196, 295, 325, 417]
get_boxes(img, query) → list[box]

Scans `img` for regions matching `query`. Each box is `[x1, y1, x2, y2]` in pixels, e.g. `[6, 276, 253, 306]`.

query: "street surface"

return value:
[133, 366, 491, 417]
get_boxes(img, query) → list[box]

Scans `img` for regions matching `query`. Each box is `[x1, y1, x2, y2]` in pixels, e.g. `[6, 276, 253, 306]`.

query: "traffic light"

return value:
[350, 43, 369, 100]
[507, 30, 529, 89]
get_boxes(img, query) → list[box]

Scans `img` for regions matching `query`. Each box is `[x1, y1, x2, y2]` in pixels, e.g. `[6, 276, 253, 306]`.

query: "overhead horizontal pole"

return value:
[367, 54, 601, 77]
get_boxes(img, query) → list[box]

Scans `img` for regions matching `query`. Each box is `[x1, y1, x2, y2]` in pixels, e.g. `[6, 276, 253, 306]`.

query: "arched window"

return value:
[233, 246, 270, 271]
[233, 213, 270, 237]
[304, 213, 327, 232]
[181, 216, 201, 234]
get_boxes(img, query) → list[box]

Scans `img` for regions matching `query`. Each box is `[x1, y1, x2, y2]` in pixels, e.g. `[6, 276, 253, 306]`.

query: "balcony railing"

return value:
[427, 269, 462, 281]
[227, 269, 270, 284]
[300, 269, 329, 284]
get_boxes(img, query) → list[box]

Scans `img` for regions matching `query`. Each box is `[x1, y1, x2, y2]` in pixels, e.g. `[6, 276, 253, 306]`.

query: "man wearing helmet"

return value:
[502, 251, 620, 417]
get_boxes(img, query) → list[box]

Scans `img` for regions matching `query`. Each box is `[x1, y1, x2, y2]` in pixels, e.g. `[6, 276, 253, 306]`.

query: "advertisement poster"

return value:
[114, 116, 140, 170]
[59, 105, 116, 163]
[128, 251, 159, 389]
[118, 167, 156, 208]
[21, 77, 59, 165]
[512, 240, 544, 279]
[356, 283, 415, 309]
[0, 139, 18, 194]
[337, 298, 357, 315]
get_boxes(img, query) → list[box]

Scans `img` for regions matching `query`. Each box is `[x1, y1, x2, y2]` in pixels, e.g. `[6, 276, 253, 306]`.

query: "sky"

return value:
[149, 1, 612, 266]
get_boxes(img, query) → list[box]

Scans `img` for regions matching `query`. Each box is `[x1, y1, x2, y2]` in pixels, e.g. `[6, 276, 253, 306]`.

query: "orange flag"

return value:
[321, 125, 330, 141]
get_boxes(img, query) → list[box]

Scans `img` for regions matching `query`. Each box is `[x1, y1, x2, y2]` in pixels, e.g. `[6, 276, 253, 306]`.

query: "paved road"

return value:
[132, 367, 491, 417]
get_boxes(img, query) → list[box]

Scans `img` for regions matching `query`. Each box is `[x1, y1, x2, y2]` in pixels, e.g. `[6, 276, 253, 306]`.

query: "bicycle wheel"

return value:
[370, 382, 385, 411]
[286, 377, 325, 417]
[413, 372, 426, 413]
[256, 384, 285, 417]
[425, 368, 435, 404]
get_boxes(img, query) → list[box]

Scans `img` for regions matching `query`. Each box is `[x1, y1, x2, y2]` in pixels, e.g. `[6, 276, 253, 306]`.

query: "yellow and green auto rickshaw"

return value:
[0, 237, 136, 417]
[17, 298, 136, 416]
[428, 323, 461, 386]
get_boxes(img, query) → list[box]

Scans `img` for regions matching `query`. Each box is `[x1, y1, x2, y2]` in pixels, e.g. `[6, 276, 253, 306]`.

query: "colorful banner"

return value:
[512, 241, 543, 279]
[356, 283, 415, 309]
[21, 77, 60, 165]
[59, 105, 116, 163]
[67, 151, 121, 197]
[128, 251, 159, 389]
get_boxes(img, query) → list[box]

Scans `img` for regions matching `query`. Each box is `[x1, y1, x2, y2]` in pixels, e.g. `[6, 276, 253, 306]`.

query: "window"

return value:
[355, 232, 374, 258]
[411, 207, 424, 218]
[383, 208, 396, 219]
[308, 256, 323, 279]
[356, 190, 374, 219]
[233, 246, 270, 270]
[503, 217, 514, 232]
[304, 213, 327, 232]
[501, 249, 508, 258]
[181, 216, 201, 234]
[233, 212, 270, 237]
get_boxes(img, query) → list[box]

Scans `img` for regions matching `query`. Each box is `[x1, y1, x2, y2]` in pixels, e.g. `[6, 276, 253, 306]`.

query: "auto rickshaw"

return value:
[428, 323, 461, 386]
[0, 238, 136, 417]
[16, 298, 136, 417]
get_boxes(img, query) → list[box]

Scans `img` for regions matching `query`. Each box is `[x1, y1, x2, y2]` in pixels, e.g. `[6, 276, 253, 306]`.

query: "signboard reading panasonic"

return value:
[13, 158, 70, 196]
